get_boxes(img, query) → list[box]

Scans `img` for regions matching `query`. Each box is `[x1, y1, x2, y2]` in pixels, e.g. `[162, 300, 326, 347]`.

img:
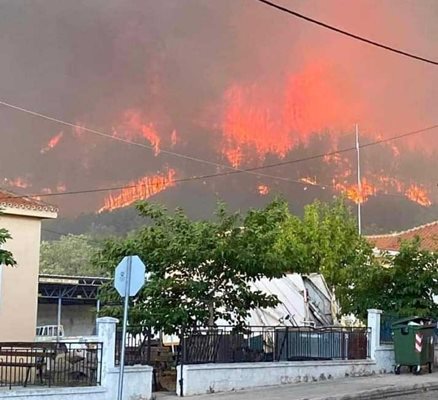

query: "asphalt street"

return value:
[396, 391, 438, 399]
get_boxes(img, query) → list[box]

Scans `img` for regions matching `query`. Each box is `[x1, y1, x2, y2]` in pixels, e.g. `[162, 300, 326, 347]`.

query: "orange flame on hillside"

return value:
[99, 169, 176, 213]
[114, 110, 161, 155]
[258, 184, 270, 195]
[41, 132, 63, 154]
[334, 179, 376, 204]
[332, 176, 432, 207]
[221, 63, 361, 167]
[405, 184, 432, 207]
[4, 177, 30, 189]
[300, 177, 318, 186]
[171, 129, 178, 147]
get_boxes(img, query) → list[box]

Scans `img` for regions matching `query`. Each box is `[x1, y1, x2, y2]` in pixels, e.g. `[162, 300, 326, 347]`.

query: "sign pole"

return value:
[117, 255, 132, 400]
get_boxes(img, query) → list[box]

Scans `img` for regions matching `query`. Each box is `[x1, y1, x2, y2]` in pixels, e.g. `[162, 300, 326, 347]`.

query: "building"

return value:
[367, 220, 438, 254]
[37, 274, 110, 336]
[0, 189, 57, 341]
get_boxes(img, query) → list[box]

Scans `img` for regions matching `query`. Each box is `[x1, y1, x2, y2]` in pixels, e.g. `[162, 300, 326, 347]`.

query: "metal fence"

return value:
[115, 326, 158, 366]
[380, 313, 399, 344]
[380, 313, 438, 345]
[180, 326, 370, 364]
[0, 341, 102, 389]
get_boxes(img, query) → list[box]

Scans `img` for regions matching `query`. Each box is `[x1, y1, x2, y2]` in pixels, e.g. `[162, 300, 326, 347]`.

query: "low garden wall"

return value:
[177, 359, 379, 396]
[0, 318, 153, 400]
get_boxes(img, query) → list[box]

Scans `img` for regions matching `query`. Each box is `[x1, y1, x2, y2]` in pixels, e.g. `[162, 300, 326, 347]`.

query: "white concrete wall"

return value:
[374, 345, 395, 373]
[0, 318, 153, 400]
[106, 366, 153, 400]
[435, 344, 438, 367]
[0, 373, 152, 400]
[177, 360, 379, 396]
[97, 317, 153, 400]
[0, 387, 106, 400]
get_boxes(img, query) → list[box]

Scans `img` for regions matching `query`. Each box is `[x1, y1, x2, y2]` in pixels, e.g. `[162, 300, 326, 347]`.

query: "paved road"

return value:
[159, 373, 438, 400]
[397, 391, 438, 399]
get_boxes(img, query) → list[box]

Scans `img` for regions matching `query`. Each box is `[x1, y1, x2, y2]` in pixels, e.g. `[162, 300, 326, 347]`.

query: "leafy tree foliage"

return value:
[275, 199, 374, 313]
[347, 240, 438, 318]
[95, 200, 291, 333]
[40, 234, 105, 276]
[0, 227, 16, 266]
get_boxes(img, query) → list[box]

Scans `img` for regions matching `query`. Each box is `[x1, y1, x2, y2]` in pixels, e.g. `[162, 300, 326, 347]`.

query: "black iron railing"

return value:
[115, 326, 167, 367]
[0, 342, 102, 389]
[380, 313, 399, 344]
[180, 326, 370, 364]
[380, 313, 438, 345]
[114, 325, 370, 366]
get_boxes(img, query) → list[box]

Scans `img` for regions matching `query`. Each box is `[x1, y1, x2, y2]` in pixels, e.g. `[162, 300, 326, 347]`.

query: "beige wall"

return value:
[0, 213, 43, 341]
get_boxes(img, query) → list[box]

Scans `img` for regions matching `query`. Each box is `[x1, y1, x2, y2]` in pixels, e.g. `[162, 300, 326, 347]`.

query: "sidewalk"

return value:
[156, 372, 438, 400]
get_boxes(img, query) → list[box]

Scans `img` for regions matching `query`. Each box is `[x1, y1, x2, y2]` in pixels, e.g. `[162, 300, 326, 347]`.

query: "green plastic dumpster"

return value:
[392, 317, 436, 375]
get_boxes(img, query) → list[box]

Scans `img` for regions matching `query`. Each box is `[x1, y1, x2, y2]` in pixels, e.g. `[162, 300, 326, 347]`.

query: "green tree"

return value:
[40, 234, 105, 276]
[348, 240, 438, 318]
[0, 227, 16, 266]
[95, 200, 292, 333]
[275, 199, 373, 313]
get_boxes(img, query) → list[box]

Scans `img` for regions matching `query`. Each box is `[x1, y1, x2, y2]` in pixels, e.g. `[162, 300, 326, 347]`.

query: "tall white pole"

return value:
[355, 124, 362, 235]
[118, 256, 132, 400]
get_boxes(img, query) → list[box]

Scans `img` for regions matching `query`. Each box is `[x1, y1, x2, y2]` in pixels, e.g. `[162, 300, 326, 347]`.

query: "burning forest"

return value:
[0, 1, 437, 232]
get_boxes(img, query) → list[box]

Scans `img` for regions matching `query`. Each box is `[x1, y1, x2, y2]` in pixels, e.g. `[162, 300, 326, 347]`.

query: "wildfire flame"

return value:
[56, 183, 67, 192]
[114, 110, 161, 155]
[22, 58, 435, 214]
[258, 184, 270, 196]
[405, 184, 432, 207]
[4, 177, 30, 189]
[171, 129, 178, 147]
[221, 63, 361, 167]
[99, 169, 176, 213]
[323, 151, 433, 207]
[334, 178, 376, 204]
[300, 177, 317, 186]
[41, 132, 63, 154]
[332, 177, 432, 207]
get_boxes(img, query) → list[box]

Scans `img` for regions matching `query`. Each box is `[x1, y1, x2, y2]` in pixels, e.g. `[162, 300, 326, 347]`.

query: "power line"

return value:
[2, 122, 436, 202]
[255, 0, 438, 66]
[0, 99, 296, 184]
[4, 97, 431, 192]
[231, 123, 438, 173]
[1, 98, 436, 186]
[32, 174, 431, 209]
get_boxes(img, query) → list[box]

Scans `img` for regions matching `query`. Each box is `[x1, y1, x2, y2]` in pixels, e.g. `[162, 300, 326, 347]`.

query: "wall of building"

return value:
[0, 213, 43, 341]
[177, 359, 378, 396]
[37, 303, 97, 336]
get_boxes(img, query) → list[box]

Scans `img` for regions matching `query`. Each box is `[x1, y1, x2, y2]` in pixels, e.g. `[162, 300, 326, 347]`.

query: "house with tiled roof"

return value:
[366, 220, 438, 254]
[0, 189, 57, 341]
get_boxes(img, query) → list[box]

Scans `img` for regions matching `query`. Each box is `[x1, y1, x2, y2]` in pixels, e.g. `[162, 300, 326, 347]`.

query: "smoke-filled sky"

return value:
[0, 0, 437, 217]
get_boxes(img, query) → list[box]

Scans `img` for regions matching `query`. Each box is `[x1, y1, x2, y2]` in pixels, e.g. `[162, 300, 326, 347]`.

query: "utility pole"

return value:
[355, 124, 362, 235]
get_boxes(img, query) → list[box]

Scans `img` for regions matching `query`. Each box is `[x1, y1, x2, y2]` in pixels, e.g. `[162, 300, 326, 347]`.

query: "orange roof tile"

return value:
[0, 188, 58, 214]
[366, 221, 438, 252]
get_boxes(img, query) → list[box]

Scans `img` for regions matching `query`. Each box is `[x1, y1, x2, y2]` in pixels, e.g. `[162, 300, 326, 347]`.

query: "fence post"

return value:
[96, 317, 119, 386]
[367, 309, 382, 360]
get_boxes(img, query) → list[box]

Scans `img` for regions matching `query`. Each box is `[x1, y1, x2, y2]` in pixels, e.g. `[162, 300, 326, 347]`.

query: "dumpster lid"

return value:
[391, 316, 435, 327]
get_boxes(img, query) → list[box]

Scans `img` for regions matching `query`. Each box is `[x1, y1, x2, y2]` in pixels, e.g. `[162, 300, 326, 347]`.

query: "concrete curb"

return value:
[320, 382, 438, 400]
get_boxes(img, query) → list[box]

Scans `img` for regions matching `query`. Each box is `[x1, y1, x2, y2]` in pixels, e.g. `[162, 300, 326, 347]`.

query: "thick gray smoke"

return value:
[0, 0, 437, 216]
